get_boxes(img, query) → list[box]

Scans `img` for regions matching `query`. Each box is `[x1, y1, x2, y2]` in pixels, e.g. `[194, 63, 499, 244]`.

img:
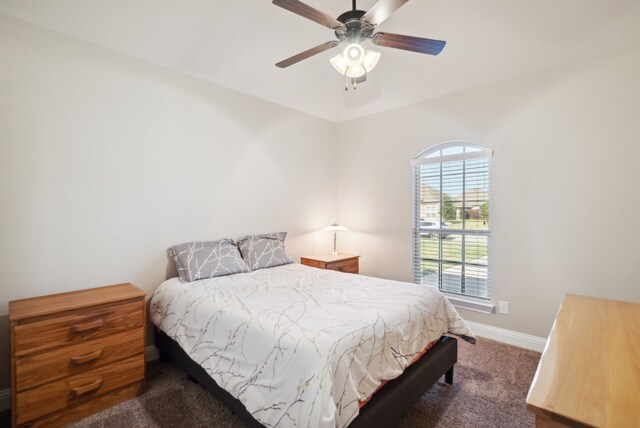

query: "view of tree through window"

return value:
[412, 142, 492, 299]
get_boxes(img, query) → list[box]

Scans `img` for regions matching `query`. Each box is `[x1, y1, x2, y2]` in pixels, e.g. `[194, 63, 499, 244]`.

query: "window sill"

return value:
[442, 293, 495, 314]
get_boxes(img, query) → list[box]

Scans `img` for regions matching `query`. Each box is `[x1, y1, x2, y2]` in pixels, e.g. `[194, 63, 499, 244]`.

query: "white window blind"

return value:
[412, 142, 492, 299]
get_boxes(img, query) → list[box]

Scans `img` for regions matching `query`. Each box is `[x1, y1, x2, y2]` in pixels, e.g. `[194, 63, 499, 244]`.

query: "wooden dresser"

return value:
[9, 283, 146, 428]
[526, 294, 640, 428]
[300, 254, 360, 274]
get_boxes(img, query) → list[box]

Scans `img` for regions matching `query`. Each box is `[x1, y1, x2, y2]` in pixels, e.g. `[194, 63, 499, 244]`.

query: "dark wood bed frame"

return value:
[155, 330, 457, 427]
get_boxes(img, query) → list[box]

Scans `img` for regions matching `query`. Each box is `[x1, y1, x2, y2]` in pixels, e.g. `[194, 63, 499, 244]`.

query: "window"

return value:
[412, 142, 493, 300]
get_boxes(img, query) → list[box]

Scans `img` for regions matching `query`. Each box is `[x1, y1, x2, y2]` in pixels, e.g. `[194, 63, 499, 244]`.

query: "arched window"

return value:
[411, 142, 493, 300]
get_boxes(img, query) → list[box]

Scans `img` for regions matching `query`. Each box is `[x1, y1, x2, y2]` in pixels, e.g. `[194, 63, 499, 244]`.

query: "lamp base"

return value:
[330, 251, 338, 256]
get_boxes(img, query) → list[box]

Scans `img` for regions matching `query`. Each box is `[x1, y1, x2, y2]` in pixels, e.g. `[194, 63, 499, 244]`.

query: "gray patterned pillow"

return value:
[168, 239, 250, 282]
[237, 232, 293, 271]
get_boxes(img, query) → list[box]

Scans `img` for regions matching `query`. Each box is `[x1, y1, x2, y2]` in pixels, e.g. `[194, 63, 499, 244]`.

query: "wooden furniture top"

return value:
[9, 283, 145, 321]
[526, 294, 640, 428]
[301, 254, 360, 263]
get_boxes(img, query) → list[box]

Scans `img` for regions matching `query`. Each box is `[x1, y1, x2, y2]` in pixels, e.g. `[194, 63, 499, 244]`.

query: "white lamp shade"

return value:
[343, 43, 365, 67]
[323, 223, 349, 232]
[330, 54, 348, 75]
[331, 47, 380, 78]
[346, 65, 366, 78]
[363, 50, 381, 72]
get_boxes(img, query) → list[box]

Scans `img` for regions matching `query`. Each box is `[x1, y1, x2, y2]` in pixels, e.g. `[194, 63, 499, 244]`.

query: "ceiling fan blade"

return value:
[276, 41, 339, 68]
[372, 32, 446, 55]
[361, 0, 410, 26]
[273, 0, 346, 30]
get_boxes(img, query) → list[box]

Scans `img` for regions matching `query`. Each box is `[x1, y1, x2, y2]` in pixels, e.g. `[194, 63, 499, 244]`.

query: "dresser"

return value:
[300, 254, 360, 274]
[9, 283, 146, 428]
[526, 294, 640, 428]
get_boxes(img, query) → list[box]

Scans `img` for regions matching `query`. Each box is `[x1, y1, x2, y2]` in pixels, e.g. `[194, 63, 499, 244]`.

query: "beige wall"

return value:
[335, 44, 640, 339]
[0, 15, 338, 391]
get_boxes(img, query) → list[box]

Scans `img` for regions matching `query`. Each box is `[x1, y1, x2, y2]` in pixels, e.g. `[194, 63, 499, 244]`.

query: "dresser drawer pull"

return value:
[70, 378, 103, 396]
[70, 349, 104, 365]
[70, 319, 104, 333]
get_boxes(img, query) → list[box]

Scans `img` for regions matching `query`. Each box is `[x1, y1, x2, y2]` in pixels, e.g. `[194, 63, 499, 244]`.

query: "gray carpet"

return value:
[1, 337, 540, 427]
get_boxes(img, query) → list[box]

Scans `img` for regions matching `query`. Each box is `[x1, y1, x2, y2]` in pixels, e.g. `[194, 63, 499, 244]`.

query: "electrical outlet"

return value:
[498, 301, 509, 314]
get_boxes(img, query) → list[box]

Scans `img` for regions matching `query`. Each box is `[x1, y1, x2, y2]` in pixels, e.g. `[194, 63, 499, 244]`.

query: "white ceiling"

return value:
[2, 0, 640, 122]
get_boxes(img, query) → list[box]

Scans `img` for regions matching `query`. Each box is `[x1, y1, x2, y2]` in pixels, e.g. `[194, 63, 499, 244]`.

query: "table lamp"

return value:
[323, 223, 349, 255]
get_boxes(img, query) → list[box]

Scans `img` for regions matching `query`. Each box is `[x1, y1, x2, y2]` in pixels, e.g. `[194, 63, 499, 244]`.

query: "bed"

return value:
[150, 263, 475, 428]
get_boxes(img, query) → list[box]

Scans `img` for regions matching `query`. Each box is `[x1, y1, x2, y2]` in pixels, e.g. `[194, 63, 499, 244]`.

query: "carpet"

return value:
[0, 337, 540, 427]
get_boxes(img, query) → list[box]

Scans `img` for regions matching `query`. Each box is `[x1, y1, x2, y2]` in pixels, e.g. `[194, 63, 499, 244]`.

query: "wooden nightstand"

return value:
[300, 254, 360, 274]
[9, 283, 146, 428]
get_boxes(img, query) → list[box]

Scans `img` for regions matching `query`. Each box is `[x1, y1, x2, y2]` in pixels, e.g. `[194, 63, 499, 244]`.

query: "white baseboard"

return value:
[466, 320, 547, 352]
[0, 345, 161, 412]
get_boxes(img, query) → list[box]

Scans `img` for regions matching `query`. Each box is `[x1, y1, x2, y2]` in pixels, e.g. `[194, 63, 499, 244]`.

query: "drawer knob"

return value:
[70, 378, 103, 396]
[70, 319, 104, 333]
[70, 349, 104, 365]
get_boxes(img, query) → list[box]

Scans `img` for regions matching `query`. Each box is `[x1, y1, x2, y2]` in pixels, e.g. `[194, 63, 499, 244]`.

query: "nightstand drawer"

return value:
[14, 301, 144, 357]
[326, 258, 359, 273]
[15, 328, 144, 392]
[300, 258, 326, 269]
[16, 354, 144, 424]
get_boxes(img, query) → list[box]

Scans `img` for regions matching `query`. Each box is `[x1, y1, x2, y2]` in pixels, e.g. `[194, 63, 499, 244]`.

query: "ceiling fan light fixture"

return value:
[343, 43, 365, 67]
[363, 50, 381, 72]
[273, 0, 447, 89]
[346, 64, 366, 78]
[330, 54, 348, 75]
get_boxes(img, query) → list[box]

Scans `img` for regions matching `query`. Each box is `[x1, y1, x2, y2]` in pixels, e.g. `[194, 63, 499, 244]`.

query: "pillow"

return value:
[237, 232, 293, 271]
[168, 239, 250, 282]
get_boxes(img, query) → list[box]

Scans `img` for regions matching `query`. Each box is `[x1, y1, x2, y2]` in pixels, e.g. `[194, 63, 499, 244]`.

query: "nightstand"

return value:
[300, 254, 360, 274]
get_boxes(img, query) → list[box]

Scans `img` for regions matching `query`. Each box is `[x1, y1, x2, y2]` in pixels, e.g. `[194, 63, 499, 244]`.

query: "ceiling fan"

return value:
[273, 0, 446, 90]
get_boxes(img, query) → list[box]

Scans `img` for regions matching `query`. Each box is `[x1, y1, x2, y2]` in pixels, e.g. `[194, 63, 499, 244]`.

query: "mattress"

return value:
[150, 263, 475, 428]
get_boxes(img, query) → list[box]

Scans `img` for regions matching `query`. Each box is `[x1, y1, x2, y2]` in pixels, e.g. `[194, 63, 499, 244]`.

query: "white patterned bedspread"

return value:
[150, 263, 475, 428]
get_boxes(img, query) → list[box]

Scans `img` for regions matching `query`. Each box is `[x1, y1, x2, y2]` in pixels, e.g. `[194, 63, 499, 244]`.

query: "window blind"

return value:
[413, 143, 492, 299]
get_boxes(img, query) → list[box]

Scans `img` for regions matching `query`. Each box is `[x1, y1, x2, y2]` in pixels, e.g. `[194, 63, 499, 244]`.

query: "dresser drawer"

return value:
[13, 301, 144, 357]
[26, 383, 144, 428]
[326, 258, 359, 274]
[16, 354, 144, 424]
[15, 328, 144, 392]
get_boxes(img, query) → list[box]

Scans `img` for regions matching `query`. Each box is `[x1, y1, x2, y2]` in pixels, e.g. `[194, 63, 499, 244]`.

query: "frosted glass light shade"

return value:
[323, 223, 349, 232]
[330, 54, 348, 74]
[343, 43, 365, 67]
[346, 65, 366, 78]
[363, 50, 381, 72]
[330, 47, 380, 79]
